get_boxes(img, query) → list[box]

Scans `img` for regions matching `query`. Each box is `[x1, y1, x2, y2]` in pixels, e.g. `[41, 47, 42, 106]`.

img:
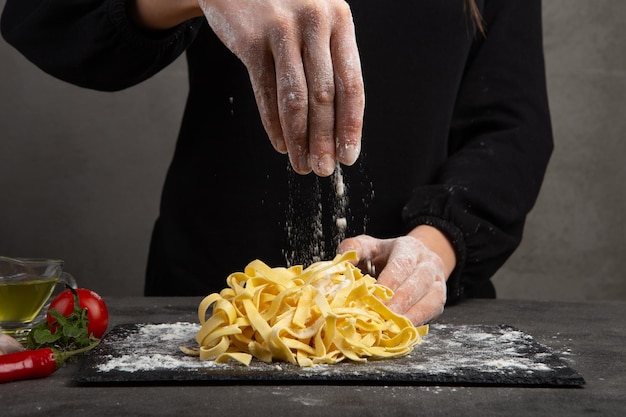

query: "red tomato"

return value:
[47, 288, 109, 338]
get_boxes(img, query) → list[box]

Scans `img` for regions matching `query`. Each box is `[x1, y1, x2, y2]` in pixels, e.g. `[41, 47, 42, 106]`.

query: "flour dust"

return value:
[284, 164, 350, 268]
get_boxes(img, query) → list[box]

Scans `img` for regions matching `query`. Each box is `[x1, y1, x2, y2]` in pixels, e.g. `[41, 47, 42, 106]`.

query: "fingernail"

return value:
[312, 154, 335, 177]
[275, 140, 287, 154]
[337, 142, 361, 166]
[290, 152, 311, 174]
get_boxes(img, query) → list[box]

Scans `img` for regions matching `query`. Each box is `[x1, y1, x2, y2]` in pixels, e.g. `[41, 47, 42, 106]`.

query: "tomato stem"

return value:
[53, 338, 100, 367]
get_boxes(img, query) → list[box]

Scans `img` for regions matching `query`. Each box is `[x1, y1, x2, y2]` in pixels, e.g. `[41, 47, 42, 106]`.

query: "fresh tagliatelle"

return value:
[182, 251, 428, 367]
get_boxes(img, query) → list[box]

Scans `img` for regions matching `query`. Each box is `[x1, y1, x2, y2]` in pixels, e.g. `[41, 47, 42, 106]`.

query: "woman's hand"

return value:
[337, 226, 456, 325]
[198, 0, 365, 176]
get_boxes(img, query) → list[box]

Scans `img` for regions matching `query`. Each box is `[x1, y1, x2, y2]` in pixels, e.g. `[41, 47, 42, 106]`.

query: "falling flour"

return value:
[284, 164, 349, 268]
[332, 165, 349, 246]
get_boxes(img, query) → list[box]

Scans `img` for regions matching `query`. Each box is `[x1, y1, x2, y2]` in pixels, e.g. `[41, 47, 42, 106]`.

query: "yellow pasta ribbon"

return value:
[185, 251, 428, 367]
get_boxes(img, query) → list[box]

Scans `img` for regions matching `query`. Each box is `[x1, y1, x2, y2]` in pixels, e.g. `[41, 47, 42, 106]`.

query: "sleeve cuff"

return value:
[109, 0, 204, 50]
[401, 212, 467, 304]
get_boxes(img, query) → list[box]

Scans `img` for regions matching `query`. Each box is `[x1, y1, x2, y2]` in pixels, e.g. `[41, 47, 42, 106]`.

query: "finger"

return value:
[330, 3, 364, 166]
[301, 10, 336, 177]
[375, 240, 420, 292]
[399, 276, 447, 325]
[248, 53, 287, 154]
[271, 28, 311, 174]
[201, 1, 288, 155]
[337, 234, 369, 255]
[385, 260, 443, 314]
[337, 235, 387, 273]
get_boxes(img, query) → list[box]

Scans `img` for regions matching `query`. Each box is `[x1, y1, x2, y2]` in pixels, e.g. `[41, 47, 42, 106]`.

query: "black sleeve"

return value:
[402, 0, 554, 301]
[1, 0, 204, 91]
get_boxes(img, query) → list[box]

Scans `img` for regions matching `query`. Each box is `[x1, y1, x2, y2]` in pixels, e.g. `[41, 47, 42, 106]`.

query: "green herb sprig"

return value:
[26, 288, 99, 351]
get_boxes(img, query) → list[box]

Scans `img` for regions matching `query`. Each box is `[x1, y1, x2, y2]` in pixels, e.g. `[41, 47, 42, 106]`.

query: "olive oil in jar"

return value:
[0, 277, 58, 323]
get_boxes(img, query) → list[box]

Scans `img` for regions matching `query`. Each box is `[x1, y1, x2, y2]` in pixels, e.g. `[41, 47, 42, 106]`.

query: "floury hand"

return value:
[337, 226, 455, 326]
[198, 0, 365, 176]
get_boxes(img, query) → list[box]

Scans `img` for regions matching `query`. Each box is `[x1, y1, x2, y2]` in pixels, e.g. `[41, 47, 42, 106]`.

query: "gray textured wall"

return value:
[494, 1, 626, 300]
[1, 1, 625, 299]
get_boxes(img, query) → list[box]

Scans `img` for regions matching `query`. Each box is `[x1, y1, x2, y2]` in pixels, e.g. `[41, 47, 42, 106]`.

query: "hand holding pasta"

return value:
[183, 251, 427, 367]
[337, 234, 448, 326]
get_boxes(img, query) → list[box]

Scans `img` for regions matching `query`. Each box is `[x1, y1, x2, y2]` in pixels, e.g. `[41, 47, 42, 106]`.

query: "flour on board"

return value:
[93, 323, 565, 377]
[95, 323, 223, 373]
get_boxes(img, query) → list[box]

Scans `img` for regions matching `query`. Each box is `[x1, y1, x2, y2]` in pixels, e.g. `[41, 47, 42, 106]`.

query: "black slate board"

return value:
[75, 322, 585, 387]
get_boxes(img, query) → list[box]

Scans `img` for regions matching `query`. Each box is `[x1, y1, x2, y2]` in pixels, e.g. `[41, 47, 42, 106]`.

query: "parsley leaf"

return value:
[26, 288, 99, 351]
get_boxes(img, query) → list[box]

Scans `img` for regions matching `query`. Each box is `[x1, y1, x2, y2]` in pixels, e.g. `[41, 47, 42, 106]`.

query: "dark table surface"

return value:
[2, 297, 625, 417]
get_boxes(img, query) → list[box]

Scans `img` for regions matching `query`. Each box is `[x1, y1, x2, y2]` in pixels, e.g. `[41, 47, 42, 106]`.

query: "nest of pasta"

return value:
[183, 251, 428, 367]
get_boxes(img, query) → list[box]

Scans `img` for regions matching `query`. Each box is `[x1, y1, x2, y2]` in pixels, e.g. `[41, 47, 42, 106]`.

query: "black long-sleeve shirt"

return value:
[2, 0, 553, 301]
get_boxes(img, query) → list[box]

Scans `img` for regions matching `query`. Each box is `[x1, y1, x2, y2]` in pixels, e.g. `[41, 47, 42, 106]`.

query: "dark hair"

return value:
[466, 0, 485, 35]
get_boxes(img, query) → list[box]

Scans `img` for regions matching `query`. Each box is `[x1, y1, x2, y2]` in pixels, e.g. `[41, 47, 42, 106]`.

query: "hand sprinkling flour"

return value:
[198, 0, 365, 176]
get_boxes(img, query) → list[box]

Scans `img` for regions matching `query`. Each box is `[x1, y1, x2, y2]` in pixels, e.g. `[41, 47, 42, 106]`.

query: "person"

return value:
[1, 0, 553, 325]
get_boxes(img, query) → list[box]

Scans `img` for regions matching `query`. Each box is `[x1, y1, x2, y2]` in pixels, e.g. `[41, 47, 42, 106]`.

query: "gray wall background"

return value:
[1, 1, 625, 299]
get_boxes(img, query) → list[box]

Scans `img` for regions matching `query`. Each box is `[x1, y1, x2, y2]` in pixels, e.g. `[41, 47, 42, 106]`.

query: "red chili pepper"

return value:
[0, 348, 58, 383]
[0, 340, 99, 383]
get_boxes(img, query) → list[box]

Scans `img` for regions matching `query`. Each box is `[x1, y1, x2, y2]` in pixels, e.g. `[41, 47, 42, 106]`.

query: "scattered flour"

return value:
[91, 323, 571, 383]
[408, 324, 560, 375]
[95, 323, 226, 373]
